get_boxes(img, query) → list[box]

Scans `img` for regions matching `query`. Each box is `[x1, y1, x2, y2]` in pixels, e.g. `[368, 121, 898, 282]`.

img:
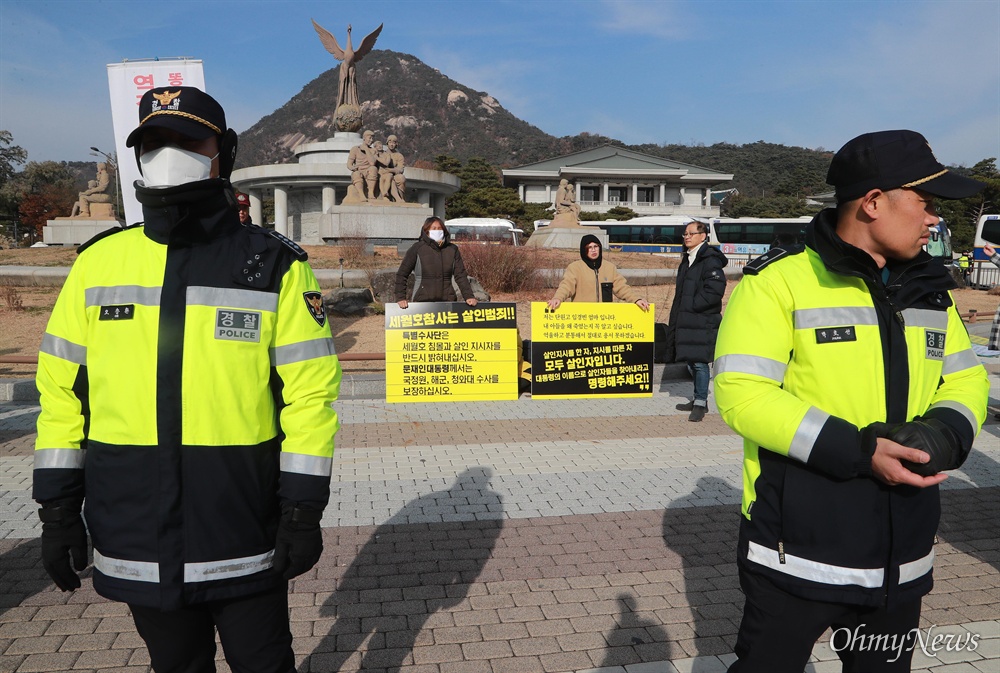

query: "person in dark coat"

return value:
[395, 216, 478, 308]
[667, 220, 728, 421]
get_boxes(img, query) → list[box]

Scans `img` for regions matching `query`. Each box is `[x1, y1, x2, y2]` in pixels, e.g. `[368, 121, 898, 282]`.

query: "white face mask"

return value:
[428, 230, 445, 242]
[139, 146, 217, 188]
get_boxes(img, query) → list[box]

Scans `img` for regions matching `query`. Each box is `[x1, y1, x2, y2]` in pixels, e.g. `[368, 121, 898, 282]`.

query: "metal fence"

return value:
[726, 254, 752, 270]
[971, 260, 1000, 289]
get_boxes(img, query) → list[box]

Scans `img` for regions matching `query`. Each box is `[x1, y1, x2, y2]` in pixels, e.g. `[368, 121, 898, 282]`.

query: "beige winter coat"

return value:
[551, 259, 641, 304]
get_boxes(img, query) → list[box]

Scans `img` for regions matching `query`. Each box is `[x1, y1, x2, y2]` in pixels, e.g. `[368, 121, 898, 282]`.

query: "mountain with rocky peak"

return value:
[236, 49, 605, 170]
[235, 49, 837, 199]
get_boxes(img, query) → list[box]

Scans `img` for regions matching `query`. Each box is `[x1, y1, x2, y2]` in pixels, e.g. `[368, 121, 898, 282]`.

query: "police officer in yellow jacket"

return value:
[33, 86, 341, 673]
[957, 250, 971, 285]
[715, 130, 988, 673]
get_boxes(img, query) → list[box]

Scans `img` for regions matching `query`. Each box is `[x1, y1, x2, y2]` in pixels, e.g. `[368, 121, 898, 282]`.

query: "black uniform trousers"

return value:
[728, 568, 921, 673]
[129, 585, 294, 673]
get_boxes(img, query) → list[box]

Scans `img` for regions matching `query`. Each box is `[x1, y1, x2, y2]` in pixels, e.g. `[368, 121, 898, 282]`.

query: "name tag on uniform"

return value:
[925, 330, 945, 360]
[815, 326, 856, 343]
[216, 309, 261, 343]
[99, 304, 134, 321]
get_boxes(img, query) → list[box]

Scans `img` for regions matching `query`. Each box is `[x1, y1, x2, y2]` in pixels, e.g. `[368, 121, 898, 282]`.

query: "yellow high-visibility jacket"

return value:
[33, 182, 341, 610]
[715, 209, 987, 607]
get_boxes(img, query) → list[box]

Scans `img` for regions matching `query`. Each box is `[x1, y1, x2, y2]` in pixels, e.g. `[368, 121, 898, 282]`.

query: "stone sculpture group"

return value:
[69, 162, 115, 219]
[551, 178, 582, 227]
[346, 130, 408, 204]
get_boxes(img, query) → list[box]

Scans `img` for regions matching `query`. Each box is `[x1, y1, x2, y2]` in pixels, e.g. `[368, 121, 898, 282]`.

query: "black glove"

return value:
[39, 506, 88, 591]
[272, 505, 323, 580]
[887, 418, 962, 476]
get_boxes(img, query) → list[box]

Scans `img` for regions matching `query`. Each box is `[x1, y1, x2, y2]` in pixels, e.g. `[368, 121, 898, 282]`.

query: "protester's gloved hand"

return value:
[272, 504, 323, 580]
[887, 418, 961, 476]
[38, 505, 88, 591]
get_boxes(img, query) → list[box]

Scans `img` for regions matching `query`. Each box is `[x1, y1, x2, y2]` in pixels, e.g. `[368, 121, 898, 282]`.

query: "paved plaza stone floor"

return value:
[0, 379, 998, 673]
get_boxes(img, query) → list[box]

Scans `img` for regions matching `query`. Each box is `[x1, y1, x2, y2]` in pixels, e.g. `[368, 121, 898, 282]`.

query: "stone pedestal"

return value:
[525, 227, 608, 250]
[315, 204, 434, 246]
[43, 218, 122, 246]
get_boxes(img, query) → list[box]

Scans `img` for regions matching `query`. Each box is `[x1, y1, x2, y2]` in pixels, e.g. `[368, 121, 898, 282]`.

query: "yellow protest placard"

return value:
[385, 302, 520, 402]
[529, 302, 654, 399]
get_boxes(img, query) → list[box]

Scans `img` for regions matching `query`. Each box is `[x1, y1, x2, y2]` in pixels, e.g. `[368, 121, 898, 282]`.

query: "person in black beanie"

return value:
[547, 234, 650, 311]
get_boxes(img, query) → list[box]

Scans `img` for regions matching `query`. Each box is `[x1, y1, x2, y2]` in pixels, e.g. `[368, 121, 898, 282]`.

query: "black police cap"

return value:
[827, 130, 985, 203]
[126, 86, 226, 148]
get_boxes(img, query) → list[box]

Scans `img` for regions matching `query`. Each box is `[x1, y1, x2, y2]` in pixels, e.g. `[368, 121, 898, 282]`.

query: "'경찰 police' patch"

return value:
[815, 326, 857, 344]
[99, 304, 134, 321]
[303, 291, 326, 327]
[216, 309, 261, 343]
[925, 330, 945, 360]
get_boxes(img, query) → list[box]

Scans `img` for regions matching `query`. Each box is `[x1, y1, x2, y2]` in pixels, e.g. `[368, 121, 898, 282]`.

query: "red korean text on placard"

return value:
[133, 74, 154, 105]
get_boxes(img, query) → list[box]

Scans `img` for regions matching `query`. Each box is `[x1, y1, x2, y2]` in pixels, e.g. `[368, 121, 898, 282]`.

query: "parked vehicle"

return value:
[445, 218, 524, 246]
[974, 214, 1000, 259]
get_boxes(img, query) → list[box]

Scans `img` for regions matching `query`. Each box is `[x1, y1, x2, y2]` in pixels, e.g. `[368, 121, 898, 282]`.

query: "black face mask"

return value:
[135, 178, 238, 245]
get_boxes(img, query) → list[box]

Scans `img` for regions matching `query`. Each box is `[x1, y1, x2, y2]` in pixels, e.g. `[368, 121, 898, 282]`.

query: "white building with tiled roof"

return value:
[502, 145, 734, 218]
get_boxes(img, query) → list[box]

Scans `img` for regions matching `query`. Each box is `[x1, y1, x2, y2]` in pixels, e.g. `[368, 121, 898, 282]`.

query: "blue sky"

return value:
[1, 0, 998, 169]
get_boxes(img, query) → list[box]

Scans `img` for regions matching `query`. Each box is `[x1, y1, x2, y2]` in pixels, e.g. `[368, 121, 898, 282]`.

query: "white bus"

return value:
[445, 218, 524, 246]
[974, 213, 1000, 259]
[547, 215, 814, 254]
[972, 214, 1000, 287]
[709, 216, 813, 256]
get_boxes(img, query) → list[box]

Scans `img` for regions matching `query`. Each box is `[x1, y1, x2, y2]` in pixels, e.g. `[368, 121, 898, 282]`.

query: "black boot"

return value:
[689, 406, 706, 422]
[676, 400, 695, 411]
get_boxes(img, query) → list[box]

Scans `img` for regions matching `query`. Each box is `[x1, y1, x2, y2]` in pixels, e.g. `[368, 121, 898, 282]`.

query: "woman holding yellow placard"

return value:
[395, 217, 478, 309]
[546, 234, 649, 311]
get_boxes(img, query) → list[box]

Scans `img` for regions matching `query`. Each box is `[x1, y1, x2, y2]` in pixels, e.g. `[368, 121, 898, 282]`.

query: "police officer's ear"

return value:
[219, 129, 238, 181]
[858, 188, 886, 221]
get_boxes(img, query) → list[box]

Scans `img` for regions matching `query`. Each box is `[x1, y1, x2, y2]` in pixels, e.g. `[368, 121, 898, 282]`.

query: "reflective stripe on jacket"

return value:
[34, 205, 341, 610]
[714, 209, 987, 607]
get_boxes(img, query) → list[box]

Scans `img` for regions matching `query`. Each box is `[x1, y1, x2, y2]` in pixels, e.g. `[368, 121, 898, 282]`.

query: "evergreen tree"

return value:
[936, 158, 999, 250]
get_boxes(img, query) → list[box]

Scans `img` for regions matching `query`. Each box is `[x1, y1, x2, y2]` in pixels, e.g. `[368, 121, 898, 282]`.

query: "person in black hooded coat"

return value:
[667, 220, 728, 421]
[547, 234, 649, 309]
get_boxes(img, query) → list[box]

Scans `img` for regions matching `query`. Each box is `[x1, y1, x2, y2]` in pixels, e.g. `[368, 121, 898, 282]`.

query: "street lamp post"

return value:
[89, 146, 121, 221]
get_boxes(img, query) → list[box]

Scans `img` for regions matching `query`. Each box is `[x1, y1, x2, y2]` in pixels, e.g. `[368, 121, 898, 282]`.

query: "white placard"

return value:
[107, 60, 206, 226]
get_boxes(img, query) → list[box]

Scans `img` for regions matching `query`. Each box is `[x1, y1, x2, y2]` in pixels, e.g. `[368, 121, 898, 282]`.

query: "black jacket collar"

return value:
[135, 178, 240, 245]
[806, 208, 956, 308]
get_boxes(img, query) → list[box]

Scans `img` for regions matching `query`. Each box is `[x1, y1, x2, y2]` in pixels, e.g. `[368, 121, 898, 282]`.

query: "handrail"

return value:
[0, 352, 387, 365]
[2, 314, 990, 364]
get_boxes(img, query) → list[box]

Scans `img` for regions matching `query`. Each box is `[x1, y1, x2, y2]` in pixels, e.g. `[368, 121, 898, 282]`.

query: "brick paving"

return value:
[0, 379, 998, 672]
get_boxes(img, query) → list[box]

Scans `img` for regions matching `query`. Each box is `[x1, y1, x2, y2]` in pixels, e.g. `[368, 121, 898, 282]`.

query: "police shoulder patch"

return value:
[264, 229, 308, 261]
[302, 291, 326, 327]
[742, 244, 806, 276]
[77, 223, 138, 254]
